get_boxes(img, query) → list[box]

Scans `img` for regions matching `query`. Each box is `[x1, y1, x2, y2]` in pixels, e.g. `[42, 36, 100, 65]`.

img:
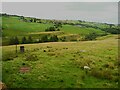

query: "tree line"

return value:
[9, 35, 59, 45]
[9, 36, 33, 45]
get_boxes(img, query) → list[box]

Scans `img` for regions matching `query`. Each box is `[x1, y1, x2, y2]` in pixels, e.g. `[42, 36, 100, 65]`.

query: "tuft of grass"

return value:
[25, 53, 38, 61]
[2, 52, 18, 61]
[103, 63, 114, 69]
[89, 68, 113, 80]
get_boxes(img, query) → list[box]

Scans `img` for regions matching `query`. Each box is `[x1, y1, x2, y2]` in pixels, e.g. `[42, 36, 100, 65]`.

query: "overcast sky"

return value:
[2, 2, 118, 24]
[1, 0, 120, 2]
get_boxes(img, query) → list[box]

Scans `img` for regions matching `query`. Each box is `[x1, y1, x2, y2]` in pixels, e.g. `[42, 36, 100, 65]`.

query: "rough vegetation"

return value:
[2, 35, 119, 88]
[1, 13, 119, 88]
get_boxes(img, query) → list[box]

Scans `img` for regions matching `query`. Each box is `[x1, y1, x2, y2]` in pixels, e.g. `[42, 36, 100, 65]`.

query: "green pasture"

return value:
[2, 35, 119, 88]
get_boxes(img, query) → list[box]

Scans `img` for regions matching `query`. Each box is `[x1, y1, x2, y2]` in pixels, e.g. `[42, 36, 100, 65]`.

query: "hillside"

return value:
[2, 13, 118, 45]
[1, 13, 119, 88]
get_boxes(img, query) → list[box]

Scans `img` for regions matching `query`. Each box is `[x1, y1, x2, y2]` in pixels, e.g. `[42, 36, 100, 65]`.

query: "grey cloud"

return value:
[2, 2, 118, 24]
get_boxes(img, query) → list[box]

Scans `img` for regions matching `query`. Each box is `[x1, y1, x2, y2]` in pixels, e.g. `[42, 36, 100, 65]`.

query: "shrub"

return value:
[40, 35, 48, 42]
[45, 27, 56, 32]
[54, 22, 62, 28]
[49, 35, 58, 42]
[14, 36, 19, 44]
[27, 36, 33, 43]
[21, 36, 27, 44]
[84, 32, 98, 41]
[9, 36, 19, 45]
[103, 28, 120, 34]
[59, 37, 66, 42]
[9, 37, 15, 45]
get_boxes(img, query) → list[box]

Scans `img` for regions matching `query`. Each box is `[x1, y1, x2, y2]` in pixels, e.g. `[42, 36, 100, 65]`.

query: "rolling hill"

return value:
[1, 13, 113, 45]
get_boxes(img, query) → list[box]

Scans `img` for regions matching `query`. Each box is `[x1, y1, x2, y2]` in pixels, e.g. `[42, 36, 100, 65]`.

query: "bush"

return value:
[49, 35, 58, 42]
[21, 36, 27, 44]
[9, 36, 19, 45]
[54, 22, 62, 28]
[45, 27, 56, 32]
[103, 28, 120, 34]
[45, 25, 61, 32]
[27, 36, 33, 43]
[60, 37, 66, 42]
[40, 35, 48, 42]
[84, 32, 98, 41]
[9, 37, 15, 45]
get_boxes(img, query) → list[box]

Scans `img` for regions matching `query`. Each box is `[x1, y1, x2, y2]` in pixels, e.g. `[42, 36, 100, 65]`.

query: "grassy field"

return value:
[61, 25, 105, 35]
[1, 14, 119, 88]
[2, 16, 108, 46]
[2, 16, 106, 36]
[2, 17, 53, 36]
[2, 35, 119, 88]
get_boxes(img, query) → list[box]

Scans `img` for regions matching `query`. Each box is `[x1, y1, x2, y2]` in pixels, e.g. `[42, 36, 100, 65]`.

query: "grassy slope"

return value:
[61, 25, 105, 35]
[2, 17, 53, 36]
[2, 16, 107, 45]
[2, 35, 118, 88]
[2, 16, 106, 37]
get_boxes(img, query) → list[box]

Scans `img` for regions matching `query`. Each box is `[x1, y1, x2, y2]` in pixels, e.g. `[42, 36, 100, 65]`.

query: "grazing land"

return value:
[1, 14, 119, 88]
[2, 14, 110, 45]
[2, 35, 119, 88]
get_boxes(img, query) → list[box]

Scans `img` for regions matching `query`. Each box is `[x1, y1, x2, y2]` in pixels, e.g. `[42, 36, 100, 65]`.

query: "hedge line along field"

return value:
[2, 35, 119, 88]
